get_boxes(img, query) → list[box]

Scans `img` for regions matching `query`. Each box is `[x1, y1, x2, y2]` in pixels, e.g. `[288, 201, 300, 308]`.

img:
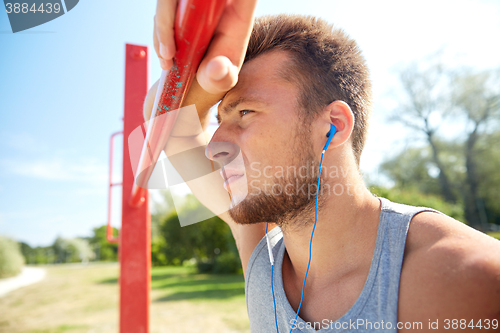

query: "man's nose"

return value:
[205, 142, 240, 167]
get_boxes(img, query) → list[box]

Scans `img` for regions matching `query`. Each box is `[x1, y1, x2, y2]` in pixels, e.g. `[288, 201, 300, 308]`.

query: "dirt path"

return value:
[0, 266, 46, 297]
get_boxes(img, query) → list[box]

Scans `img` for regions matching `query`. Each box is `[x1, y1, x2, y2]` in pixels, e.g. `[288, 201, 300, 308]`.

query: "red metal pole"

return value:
[120, 44, 150, 333]
[116, 2, 225, 331]
[129, 0, 226, 207]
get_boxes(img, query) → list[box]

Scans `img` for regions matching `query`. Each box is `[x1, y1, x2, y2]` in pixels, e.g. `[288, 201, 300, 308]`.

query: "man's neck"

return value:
[281, 166, 381, 292]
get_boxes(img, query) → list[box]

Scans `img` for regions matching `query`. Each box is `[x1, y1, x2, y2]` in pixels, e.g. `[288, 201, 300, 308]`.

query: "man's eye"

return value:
[240, 110, 253, 117]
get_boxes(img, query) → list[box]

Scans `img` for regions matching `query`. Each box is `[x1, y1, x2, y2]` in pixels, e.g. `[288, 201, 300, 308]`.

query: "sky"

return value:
[1, 0, 499, 247]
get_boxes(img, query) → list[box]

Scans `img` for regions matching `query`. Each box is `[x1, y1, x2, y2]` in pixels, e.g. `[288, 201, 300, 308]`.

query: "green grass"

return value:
[98, 265, 246, 302]
[487, 231, 500, 240]
[150, 266, 245, 302]
[0, 263, 249, 333]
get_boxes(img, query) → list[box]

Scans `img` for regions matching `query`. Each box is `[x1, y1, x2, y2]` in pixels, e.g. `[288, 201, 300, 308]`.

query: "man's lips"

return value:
[220, 168, 245, 190]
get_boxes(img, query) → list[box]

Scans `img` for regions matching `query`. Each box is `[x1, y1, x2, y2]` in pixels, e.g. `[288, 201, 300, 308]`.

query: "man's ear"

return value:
[322, 100, 355, 148]
[143, 79, 160, 121]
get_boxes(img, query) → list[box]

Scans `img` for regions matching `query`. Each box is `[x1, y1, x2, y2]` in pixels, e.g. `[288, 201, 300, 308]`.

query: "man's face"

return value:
[208, 51, 325, 227]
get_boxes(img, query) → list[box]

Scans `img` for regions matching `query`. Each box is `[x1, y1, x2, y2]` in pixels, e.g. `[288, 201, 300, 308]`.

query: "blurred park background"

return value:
[1, 0, 500, 332]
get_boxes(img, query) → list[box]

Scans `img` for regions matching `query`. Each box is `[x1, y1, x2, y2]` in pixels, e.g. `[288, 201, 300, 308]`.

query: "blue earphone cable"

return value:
[266, 124, 336, 333]
[289, 150, 325, 333]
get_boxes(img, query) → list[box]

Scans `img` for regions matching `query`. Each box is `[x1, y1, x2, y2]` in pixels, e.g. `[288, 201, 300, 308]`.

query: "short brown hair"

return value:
[245, 15, 372, 165]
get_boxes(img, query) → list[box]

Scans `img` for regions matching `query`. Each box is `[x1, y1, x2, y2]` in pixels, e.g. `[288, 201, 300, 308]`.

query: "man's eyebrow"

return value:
[216, 97, 266, 124]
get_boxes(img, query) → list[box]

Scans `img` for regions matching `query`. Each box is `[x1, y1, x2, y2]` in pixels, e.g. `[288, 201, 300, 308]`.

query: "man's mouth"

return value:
[220, 168, 245, 191]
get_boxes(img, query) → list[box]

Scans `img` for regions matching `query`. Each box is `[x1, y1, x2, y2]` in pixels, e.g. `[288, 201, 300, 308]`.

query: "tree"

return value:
[370, 186, 464, 222]
[53, 237, 95, 263]
[475, 131, 500, 225]
[452, 69, 500, 230]
[88, 226, 119, 261]
[390, 58, 457, 202]
[19, 242, 55, 265]
[388, 57, 500, 230]
[380, 142, 465, 199]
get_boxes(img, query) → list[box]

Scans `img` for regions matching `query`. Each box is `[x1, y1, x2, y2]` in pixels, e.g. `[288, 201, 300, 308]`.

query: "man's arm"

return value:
[144, 0, 267, 276]
[143, 77, 269, 276]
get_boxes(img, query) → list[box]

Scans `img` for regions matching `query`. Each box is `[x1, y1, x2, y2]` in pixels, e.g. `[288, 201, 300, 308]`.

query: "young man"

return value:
[147, 9, 500, 333]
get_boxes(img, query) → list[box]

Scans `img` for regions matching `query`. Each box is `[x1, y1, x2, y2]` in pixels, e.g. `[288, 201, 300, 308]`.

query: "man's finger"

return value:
[196, 0, 258, 94]
[155, 0, 178, 69]
[153, 20, 170, 70]
[198, 56, 239, 95]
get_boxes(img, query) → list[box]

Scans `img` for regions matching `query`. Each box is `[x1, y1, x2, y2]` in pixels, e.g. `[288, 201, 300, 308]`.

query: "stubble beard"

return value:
[228, 126, 328, 231]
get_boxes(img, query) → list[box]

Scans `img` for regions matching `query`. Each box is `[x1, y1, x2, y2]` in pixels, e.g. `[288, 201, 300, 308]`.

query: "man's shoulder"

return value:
[405, 212, 500, 274]
[398, 211, 500, 325]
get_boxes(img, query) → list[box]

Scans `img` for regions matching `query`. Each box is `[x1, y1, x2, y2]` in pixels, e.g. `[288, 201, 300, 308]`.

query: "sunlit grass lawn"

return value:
[487, 231, 500, 240]
[0, 263, 249, 333]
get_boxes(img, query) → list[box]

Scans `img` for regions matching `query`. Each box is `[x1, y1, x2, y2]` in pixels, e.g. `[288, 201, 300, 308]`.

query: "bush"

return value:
[0, 235, 24, 278]
[212, 251, 242, 274]
[195, 251, 242, 275]
[151, 236, 168, 267]
[196, 259, 214, 273]
[158, 195, 240, 266]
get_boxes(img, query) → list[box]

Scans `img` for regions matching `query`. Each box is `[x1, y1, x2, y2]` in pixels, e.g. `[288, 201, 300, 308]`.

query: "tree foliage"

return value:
[385, 58, 500, 230]
[87, 226, 119, 261]
[390, 58, 457, 202]
[452, 69, 500, 230]
[18, 226, 119, 265]
[151, 192, 241, 274]
[53, 237, 95, 263]
[20, 243, 55, 265]
[371, 186, 464, 222]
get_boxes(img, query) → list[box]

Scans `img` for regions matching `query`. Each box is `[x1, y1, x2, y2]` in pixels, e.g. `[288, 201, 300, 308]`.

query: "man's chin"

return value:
[228, 198, 258, 225]
[226, 177, 323, 228]
[226, 191, 300, 226]
[228, 195, 268, 225]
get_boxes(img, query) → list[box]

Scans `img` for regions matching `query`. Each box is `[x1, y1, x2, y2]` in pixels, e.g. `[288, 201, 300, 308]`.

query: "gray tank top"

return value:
[245, 197, 438, 332]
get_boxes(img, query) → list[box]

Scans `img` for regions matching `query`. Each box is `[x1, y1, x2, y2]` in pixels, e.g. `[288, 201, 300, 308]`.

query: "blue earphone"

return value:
[324, 124, 336, 151]
[266, 123, 337, 333]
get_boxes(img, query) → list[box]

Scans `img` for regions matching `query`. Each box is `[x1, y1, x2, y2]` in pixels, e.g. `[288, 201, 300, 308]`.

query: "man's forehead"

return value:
[218, 95, 268, 116]
[218, 51, 297, 114]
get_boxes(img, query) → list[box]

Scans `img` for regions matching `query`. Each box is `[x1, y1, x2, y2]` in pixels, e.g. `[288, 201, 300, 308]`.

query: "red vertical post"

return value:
[120, 44, 150, 333]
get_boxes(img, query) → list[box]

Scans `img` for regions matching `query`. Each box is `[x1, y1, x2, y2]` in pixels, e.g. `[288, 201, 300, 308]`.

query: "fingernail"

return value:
[160, 43, 169, 59]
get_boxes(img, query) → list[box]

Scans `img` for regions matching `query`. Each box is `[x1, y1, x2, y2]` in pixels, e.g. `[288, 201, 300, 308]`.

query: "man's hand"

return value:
[150, 0, 267, 278]
[153, 0, 258, 95]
